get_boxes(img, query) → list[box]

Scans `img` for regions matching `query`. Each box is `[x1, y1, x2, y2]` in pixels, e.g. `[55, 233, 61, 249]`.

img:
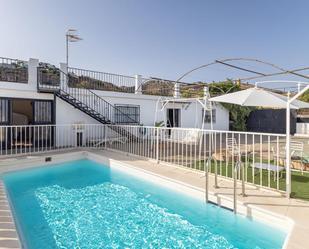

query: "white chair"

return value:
[226, 137, 251, 161]
[88, 136, 127, 147]
[273, 141, 304, 173]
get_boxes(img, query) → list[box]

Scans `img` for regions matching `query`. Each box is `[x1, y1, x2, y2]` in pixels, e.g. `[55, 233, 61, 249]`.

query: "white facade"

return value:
[0, 57, 229, 130]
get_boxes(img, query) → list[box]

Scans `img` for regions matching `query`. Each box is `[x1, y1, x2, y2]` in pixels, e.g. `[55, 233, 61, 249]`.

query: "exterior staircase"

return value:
[38, 69, 140, 141]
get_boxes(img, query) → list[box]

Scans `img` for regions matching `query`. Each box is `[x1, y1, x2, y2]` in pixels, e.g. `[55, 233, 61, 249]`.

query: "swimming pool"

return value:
[3, 159, 286, 249]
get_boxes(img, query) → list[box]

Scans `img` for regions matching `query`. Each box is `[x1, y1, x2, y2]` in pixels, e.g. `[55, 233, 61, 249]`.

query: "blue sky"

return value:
[1, 0, 309, 86]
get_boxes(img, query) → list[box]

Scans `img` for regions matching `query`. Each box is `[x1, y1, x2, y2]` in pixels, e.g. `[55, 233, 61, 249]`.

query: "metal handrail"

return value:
[65, 72, 138, 124]
[68, 67, 136, 93]
[38, 68, 138, 124]
[68, 67, 135, 79]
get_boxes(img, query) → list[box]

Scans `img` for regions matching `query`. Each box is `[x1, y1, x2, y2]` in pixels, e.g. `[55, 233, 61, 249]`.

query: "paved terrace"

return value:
[0, 181, 20, 249]
[0, 149, 308, 249]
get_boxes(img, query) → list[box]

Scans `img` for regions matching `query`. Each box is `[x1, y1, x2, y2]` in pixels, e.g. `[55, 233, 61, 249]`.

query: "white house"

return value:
[0, 57, 229, 132]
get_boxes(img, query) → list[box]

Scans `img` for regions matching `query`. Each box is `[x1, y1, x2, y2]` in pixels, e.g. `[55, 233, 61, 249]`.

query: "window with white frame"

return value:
[202, 109, 216, 123]
[114, 104, 140, 124]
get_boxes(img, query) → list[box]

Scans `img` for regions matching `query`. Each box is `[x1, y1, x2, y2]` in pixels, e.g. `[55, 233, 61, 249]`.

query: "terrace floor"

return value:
[0, 148, 308, 248]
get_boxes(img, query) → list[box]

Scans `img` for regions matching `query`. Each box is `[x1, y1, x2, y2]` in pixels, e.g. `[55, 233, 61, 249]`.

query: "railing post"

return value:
[205, 157, 210, 203]
[156, 127, 159, 163]
[28, 58, 39, 89]
[104, 125, 107, 150]
[135, 75, 142, 94]
[214, 159, 218, 188]
[241, 162, 246, 197]
[233, 162, 238, 214]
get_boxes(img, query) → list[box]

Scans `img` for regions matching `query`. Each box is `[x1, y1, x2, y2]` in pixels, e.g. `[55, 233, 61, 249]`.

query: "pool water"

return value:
[3, 159, 286, 249]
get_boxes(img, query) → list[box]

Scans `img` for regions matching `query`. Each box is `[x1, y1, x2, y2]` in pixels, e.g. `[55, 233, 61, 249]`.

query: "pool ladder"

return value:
[205, 157, 245, 214]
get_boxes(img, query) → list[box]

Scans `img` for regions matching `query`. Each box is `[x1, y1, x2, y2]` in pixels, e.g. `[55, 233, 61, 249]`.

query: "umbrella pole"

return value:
[286, 92, 291, 198]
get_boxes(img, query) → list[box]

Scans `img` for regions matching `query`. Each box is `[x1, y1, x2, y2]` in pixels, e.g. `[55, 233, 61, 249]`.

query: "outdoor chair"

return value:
[272, 141, 305, 174]
[226, 137, 252, 162]
[87, 136, 127, 147]
[225, 138, 284, 180]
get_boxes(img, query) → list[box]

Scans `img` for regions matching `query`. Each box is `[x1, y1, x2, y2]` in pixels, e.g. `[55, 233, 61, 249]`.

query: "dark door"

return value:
[0, 98, 11, 150]
[33, 100, 54, 148]
[167, 109, 180, 127]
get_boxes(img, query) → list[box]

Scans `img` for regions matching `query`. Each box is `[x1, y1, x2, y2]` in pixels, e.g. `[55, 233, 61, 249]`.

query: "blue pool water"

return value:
[3, 159, 286, 249]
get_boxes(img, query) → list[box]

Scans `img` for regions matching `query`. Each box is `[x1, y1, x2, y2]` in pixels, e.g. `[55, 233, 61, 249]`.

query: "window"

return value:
[202, 109, 216, 123]
[0, 99, 10, 124]
[34, 101, 53, 124]
[114, 105, 140, 124]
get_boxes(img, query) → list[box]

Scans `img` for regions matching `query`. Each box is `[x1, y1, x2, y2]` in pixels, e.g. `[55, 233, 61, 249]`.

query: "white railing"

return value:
[0, 124, 287, 192]
[68, 67, 136, 93]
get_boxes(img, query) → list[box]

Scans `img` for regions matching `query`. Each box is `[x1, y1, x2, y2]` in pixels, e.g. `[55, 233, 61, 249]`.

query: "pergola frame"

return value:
[154, 88, 214, 130]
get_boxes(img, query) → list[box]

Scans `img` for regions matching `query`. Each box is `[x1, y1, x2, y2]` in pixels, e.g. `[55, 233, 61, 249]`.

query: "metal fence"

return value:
[0, 124, 287, 192]
[140, 78, 175, 96]
[0, 57, 28, 83]
[68, 67, 136, 93]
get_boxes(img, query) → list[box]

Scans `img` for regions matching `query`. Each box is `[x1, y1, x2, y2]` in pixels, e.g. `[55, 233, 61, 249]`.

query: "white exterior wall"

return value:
[183, 102, 229, 130]
[55, 98, 101, 125]
[93, 90, 164, 126]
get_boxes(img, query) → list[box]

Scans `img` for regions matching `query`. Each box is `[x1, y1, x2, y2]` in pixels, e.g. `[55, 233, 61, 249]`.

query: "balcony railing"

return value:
[140, 78, 175, 96]
[37, 63, 60, 87]
[0, 57, 28, 83]
[68, 67, 136, 93]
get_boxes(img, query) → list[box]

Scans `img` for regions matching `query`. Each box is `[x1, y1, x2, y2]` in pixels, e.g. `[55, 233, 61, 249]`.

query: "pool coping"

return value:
[1, 149, 308, 249]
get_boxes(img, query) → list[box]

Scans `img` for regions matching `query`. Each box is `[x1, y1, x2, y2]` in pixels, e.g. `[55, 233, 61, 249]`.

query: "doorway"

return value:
[0, 98, 54, 151]
[167, 108, 180, 128]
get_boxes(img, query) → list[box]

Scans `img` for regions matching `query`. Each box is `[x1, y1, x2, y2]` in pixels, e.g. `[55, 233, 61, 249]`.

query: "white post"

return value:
[156, 127, 159, 163]
[135, 75, 142, 94]
[285, 83, 309, 197]
[28, 58, 39, 90]
[204, 86, 209, 97]
[60, 62, 68, 89]
[286, 92, 291, 198]
[174, 82, 180, 98]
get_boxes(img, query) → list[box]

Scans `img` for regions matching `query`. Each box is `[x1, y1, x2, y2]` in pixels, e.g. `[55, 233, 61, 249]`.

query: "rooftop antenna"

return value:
[66, 29, 82, 67]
